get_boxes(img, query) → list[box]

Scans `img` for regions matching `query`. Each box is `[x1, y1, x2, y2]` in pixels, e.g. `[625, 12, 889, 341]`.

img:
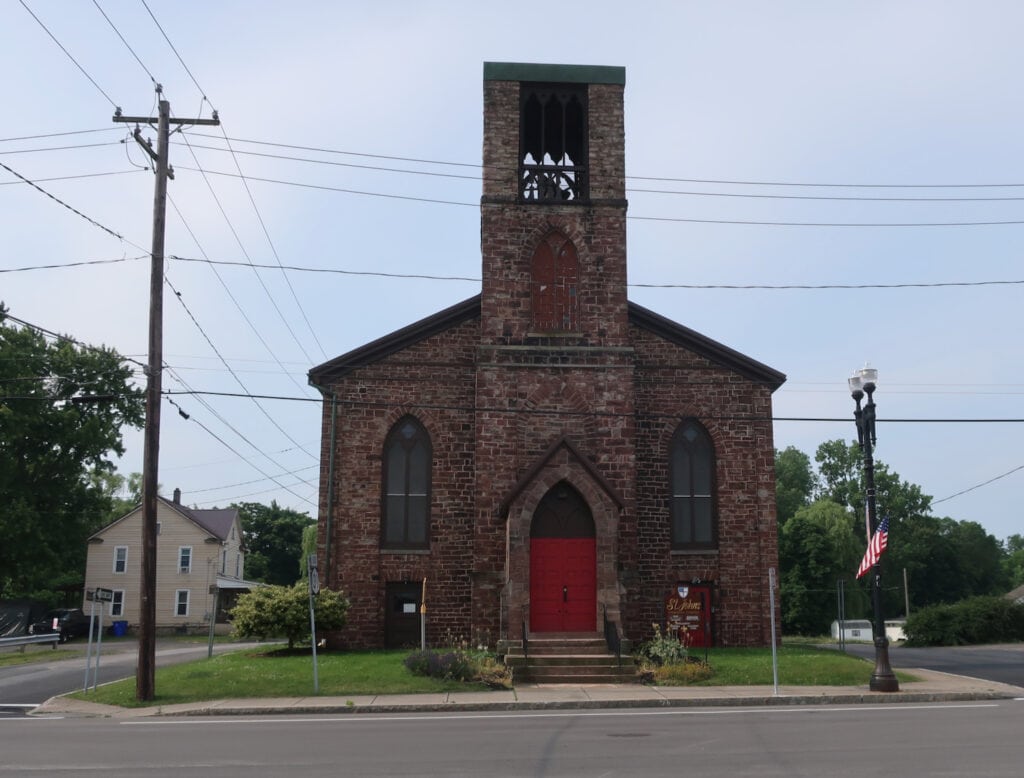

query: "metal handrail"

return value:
[602, 605, 621, 666]
[521, 619, 528, 660]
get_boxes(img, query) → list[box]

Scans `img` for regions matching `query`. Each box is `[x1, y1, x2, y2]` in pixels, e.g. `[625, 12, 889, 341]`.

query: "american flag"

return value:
[855, 516, 889, 579]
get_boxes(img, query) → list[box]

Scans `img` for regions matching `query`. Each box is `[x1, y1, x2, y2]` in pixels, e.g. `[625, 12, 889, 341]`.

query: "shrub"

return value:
[231, 584, 349, 649]
[403, 649, 512, 688]
[636, 623, 689, 667]
[649, 659, 714, 685]
[904, 596, 1024, 646]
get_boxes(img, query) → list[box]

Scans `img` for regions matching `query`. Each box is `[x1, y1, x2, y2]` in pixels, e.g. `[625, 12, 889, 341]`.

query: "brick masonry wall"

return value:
[314, 72, 780, 651]
[628, 325, 780, 646]
[317, 318, 480, 649]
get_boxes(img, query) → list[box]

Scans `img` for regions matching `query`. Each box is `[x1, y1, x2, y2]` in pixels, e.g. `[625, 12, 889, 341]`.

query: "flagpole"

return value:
[849, 366, 899, 693]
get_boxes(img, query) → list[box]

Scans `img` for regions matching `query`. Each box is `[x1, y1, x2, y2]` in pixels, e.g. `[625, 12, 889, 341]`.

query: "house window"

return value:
[109, 590, 125, 617]
[235, 554, 240, 578]
[178, 546, 192, 574]
[382, 416, 431, 550]
[520, 82, 588, 201]
[113, 546, 128, 574]
[221, 549, 227, 574]
[531, 232, 579, 332]
[669, 419, 717, 550]
[175, 589, 190, 617]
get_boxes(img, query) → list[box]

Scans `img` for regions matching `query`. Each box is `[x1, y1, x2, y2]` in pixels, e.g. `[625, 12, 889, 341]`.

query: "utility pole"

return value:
[114, 89, 218, 701]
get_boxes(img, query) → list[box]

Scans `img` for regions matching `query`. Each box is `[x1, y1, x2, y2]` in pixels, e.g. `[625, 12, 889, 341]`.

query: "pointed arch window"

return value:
[670, 420, 717, 550]
[531, 232, 580, 332]
[382, 416, 431, 550]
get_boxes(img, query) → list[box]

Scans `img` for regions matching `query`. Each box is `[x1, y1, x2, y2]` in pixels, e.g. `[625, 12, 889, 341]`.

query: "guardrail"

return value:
[0, 633, 60, 650]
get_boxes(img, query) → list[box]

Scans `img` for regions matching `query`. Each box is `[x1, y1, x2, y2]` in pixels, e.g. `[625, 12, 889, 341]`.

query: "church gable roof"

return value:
[628, 301, 786, 390]
[307, 294, 783, 391]
[308, 295, 481, 384]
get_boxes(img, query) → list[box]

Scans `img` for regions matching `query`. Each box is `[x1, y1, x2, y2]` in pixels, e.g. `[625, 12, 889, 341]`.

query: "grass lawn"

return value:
[0, 645, 85, 668]
[69, 643, 916, 708]
[685, 645, 918, 686]
[72, 646, 486, 707]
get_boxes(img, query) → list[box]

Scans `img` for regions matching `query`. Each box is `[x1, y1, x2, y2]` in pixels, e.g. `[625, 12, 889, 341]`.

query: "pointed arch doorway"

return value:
[529, 482, 596, 632]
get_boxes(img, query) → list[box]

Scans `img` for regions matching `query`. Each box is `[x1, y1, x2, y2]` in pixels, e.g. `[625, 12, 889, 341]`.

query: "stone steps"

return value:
[504, 632, 638, 684]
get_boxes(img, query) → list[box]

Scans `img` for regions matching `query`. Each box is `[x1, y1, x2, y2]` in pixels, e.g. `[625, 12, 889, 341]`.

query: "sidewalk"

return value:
[32, 668, 1024, 719]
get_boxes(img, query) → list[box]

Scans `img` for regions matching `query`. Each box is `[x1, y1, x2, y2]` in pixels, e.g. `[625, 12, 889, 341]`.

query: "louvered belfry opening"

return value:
[519, 83, 588, 202]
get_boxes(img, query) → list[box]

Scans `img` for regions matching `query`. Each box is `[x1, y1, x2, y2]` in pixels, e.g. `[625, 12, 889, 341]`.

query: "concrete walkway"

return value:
[31, 668, 1024, 718]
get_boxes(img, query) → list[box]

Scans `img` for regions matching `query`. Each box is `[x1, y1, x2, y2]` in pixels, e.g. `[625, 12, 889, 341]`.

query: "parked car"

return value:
[29, 608, 95, 643]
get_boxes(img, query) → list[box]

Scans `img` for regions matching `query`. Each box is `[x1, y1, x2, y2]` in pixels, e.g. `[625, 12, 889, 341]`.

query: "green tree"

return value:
[774, 446, 817, 527]
[779, 499, 865, 634]
[236, 501, 314, 585]
[1003, 534, 1024, 589]
[299, 523, 318, 580]
[230, 583, 348, 649]
[0, 306, 144, 599]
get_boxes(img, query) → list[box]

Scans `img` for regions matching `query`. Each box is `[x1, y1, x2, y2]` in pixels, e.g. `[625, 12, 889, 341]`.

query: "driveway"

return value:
[830, 642, 1024, 686]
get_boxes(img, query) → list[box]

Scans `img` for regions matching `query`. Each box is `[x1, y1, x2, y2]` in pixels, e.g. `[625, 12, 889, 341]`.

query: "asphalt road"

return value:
[4, 700, 1023, 776]
[832, 641, 1024, 686]
[0, 638, 261, 715]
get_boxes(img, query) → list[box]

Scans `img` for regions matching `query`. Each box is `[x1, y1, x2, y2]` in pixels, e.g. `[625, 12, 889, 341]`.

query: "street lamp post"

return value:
[849, 365, 899, 693]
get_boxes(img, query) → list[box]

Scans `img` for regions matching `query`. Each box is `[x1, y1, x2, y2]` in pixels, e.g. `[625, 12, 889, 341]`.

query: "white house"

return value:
[83, 488, 248, 632]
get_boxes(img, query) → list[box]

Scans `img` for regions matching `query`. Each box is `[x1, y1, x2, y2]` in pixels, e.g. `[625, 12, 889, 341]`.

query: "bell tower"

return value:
[479, 62, 628, 346]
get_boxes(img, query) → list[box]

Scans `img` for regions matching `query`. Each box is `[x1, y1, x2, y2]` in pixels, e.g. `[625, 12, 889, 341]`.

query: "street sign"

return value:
[92, 587, 114, 602]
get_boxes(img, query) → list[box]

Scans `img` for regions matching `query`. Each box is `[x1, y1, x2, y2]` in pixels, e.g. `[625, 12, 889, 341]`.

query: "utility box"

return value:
[831, 619, 873, 642]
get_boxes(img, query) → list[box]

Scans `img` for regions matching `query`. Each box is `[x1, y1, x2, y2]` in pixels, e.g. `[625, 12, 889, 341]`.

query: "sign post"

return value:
[308, 554, 320, 694]
[768, 568, 779, 696]
[85, 588, 113, 692]
[420, 578, 427, 651]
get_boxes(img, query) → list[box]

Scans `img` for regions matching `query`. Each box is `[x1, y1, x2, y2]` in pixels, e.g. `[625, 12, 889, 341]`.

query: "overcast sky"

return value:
[3, 1, 1022, 544]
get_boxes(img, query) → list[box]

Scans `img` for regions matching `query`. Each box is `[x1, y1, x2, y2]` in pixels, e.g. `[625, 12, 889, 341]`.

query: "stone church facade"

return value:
[309, 63, 785, 650]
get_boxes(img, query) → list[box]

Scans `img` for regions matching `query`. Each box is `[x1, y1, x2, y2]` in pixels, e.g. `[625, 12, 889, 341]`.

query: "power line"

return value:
[187, 130, 1024, 190]
[630, 214, 1024, 228]
[2, 311, 148, 370]
[932, 464, 1024, 506]
[173, 166, 1024, 228]
[12, 252, 1022, 294]
[210, 126, 329, 360]
[93, 0, 158, 86]
[163, 389, 1024, 425]
[177, 138, 1024, 202]
[0, 128, 120, 143]
[174, 165, 478, 208]
[0, 160, 134, 245]
[164, 270, 318, 461]
[18, 0, 119, 109]
[0, 141, 124, 155]
[166, 193, 316, 400]
[140, 0, 208, 101]
[0, 255, 146, 274]
[0, 169, 145, 186]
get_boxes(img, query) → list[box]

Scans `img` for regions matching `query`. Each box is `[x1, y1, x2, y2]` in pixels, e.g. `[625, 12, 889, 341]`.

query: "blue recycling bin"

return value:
[111, 620, 128, 637]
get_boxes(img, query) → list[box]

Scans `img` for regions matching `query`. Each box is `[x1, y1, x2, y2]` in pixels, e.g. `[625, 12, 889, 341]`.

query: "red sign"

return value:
[664, 584, 712, 648]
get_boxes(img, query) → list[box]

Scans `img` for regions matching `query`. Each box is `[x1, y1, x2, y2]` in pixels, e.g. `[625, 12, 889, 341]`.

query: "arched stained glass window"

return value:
[382, 417, 431, 550]
[669, 420, 717, 550]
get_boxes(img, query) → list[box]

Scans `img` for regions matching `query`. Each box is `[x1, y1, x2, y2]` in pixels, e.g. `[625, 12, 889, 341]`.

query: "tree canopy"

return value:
[776, 438, 1012, 635]
[0, 306, 144, 600]
[236, 500, 315, 585]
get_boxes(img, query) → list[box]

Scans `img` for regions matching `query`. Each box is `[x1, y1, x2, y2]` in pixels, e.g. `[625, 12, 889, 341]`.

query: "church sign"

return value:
[665, 583, 713, 648]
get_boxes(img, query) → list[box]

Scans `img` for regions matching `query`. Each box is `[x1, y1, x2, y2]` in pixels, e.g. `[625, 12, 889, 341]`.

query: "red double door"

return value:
[529, 484, 596, 633]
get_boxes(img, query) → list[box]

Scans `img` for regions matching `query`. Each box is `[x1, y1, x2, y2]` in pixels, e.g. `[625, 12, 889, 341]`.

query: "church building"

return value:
[309, 63, 785, 651]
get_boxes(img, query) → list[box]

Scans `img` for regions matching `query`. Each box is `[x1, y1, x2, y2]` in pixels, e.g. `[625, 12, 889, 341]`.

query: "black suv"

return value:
[29, 608, 96, 643]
